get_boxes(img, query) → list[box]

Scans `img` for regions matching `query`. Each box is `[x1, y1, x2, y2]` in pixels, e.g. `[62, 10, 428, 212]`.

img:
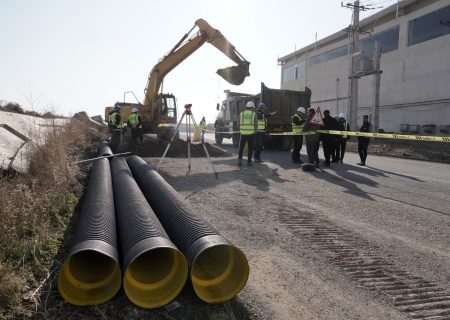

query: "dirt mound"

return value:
[132, 135, 229, 158]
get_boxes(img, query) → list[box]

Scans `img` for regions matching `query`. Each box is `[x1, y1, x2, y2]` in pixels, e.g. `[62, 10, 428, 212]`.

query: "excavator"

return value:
[105, 18, 250, 138]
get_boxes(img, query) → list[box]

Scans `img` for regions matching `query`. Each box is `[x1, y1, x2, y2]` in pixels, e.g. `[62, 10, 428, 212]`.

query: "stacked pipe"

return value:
[110, 157, 188, 308]
[97, 141, 113, 157]
[58, 158, 121, 305]
[127, 155, 249, 303]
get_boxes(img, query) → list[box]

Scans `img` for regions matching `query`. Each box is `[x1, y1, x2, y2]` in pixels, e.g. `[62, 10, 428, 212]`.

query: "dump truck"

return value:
[214, 83, 312, 150]
[105, 18, 250, 139]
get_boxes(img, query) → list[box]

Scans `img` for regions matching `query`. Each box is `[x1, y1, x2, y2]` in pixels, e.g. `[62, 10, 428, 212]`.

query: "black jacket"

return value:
[358, 121, 372, 143]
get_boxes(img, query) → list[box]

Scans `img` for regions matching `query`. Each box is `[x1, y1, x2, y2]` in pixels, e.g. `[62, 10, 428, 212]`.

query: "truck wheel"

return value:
[215, 132, 223, 144]
[232, 133, 240, 147]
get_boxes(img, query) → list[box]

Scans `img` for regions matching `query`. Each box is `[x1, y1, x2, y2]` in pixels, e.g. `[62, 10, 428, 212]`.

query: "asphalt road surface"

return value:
[170, 131, 450, 319]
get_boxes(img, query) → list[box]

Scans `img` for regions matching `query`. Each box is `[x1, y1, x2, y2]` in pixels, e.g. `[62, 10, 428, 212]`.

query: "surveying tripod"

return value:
[157, 104, 218, 178]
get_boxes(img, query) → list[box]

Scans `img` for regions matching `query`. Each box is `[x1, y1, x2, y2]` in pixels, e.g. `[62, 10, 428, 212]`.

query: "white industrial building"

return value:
[279, 0, 450, 135]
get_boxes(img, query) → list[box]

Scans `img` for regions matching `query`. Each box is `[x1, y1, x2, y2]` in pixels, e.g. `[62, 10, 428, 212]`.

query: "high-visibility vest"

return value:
[128, 113, 142, 128]
[257, 118, 266, 132]
[110, 112, 124, 129]
[291, 114, 304, 133]
[239, 110, 256, 135]
[200, 120, 206, 130]
[342, 121, 348, 139]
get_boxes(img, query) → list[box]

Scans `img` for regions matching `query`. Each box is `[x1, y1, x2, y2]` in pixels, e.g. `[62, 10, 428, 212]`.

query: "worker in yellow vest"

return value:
[291, 106, 306, 164]
[199, 116, 207, 141]
[128, 107, 143, 154]
[237, 101, 258, 166]
[254, 103, 268, 163]
[109, 103, 124, 152]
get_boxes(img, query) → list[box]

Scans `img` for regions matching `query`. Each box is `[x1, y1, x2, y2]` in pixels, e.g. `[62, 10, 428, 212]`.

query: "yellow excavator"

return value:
[105, 18, 250, 138]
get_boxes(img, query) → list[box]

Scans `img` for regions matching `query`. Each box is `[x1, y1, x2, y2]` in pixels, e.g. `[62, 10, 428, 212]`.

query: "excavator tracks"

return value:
[279, 211, 450, 319]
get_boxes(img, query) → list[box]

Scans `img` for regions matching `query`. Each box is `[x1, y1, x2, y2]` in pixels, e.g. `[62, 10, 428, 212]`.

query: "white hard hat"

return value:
[132, 107, 138, 113]
[246, 101, 255, 109]
[339, 113, 345, 118]
[297, 107, 305, 113]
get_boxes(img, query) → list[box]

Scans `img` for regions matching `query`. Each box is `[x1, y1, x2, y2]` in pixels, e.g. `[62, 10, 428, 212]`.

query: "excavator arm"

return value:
[143, 18, 250, 116]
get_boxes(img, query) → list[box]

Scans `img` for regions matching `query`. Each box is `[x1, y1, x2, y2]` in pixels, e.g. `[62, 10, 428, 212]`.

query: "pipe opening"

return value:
[58, 250, 121, 306]
[124, 247, 188, 308]
[191, 245, 249, 303]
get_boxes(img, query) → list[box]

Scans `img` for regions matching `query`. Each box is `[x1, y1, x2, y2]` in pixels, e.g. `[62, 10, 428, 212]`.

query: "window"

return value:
[361, 26, 399, 57]
[282, 65, 296, 83]
[282, 61, 306, 83]
[165, 97, 176, 118]
[408, 5, 450, 46]
[309, 44, 349, 66]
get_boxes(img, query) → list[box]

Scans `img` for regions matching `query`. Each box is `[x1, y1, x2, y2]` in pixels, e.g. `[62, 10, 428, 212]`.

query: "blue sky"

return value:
[0, 0, 395, 122]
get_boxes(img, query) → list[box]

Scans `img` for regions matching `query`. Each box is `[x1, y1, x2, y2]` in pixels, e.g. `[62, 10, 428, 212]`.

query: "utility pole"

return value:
[343, 1, 373, 130]
[372, 41, 381, 133]
[350, 1, 360, 131]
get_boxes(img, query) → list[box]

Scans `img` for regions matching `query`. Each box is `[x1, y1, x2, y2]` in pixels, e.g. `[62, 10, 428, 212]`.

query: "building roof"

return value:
[278, 0, 419, 63]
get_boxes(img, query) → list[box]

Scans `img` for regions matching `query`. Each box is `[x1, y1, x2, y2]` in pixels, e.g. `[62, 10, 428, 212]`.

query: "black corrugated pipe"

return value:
[58, 158, 121, 305]
[98, 141, 113, 157]
[111, 157, 188, 308]
[127, 155, 249, 304]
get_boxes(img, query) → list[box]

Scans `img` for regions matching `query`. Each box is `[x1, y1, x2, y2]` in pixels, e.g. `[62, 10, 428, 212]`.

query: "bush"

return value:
[0, 118, 104, 318]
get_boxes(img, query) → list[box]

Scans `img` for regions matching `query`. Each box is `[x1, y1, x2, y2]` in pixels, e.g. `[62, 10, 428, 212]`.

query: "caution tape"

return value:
[317, 130, 450, 143]
[269, 132, 316, 136]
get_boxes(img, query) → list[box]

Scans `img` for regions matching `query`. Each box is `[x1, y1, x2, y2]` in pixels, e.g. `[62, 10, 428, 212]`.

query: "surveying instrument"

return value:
[157, 104, 218, 178]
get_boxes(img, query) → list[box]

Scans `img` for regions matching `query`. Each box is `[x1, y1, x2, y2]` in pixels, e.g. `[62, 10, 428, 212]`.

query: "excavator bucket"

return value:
[217, 65, 250, 86]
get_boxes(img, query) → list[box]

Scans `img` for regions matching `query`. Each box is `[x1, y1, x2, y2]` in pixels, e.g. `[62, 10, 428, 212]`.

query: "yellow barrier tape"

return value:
[269, 131, 316, 136]
[317, 130, 450, 142]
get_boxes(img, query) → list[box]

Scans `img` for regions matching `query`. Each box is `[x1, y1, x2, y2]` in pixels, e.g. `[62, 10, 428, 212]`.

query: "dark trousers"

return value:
[306, 140, 319, 165]
[238, 134, 255, 162]
[110, 130, 121, 153]
[292, 135, 304, 162]
[322, 139, 333, 164]
[358, 140, 370, 163]
[254, 132, 266, 160]
[130, 128, 144, 154]
[336, 139, 347, 161]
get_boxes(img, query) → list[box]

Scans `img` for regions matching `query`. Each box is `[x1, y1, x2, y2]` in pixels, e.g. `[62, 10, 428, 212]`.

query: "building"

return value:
[278, 0, 450, 134]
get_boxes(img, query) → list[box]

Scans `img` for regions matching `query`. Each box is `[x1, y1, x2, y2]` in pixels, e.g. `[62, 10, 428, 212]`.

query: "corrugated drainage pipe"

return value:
[98, 141, 113, 157]
[127, 155, 249, 304]
[111, 157, 188, 308]
[58, 158, 121, 305]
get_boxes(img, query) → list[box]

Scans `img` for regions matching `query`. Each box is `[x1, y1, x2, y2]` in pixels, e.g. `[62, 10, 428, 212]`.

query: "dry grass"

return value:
[0, 117, 106, 318]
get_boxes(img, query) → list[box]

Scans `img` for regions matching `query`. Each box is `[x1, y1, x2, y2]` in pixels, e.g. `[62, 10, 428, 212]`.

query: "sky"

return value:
[0, 0, 396, 123]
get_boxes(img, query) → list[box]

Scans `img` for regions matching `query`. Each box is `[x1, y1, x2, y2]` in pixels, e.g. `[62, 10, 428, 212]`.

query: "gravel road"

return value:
[147, 136, 450, 320]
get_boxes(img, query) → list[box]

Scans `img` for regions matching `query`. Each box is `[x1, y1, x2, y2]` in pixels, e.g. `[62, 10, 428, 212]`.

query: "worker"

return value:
[303, 108, 321, 167]
[109, 104, 124, 153]
[321, 110, 338, 167]
[357, 115, 372, 166]
[199, 116, 207, 141]
[128, 107, 144, 154]
[291, 106, 306, 164]
[108, 102, 120, 134]
[254, 103, 268, 163]
[336, 113, 350, 163]
[237, 101, 257, 166]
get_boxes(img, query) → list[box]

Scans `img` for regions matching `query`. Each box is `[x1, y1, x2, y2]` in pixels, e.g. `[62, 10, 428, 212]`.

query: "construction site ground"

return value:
[39, 134, 450, 319]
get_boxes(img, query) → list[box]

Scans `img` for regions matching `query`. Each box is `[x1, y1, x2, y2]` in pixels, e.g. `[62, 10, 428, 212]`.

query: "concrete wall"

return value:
[280, 0, 450, 133]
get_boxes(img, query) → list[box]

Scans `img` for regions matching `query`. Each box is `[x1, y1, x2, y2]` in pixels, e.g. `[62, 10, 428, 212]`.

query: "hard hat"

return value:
[297, 107, 305, 114]
[132, 107, 138, 113]
[113, 104, 120, 111]
[339, 113, 345, 118]
[246, 101, 255, 109]
[258, 103, 267, 110]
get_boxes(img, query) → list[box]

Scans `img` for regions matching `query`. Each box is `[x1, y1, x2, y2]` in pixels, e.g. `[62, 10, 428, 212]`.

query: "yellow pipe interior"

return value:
[191, 244, 249, 303]
[124, 247, 188, 308]
[58, 250, 121, 306]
